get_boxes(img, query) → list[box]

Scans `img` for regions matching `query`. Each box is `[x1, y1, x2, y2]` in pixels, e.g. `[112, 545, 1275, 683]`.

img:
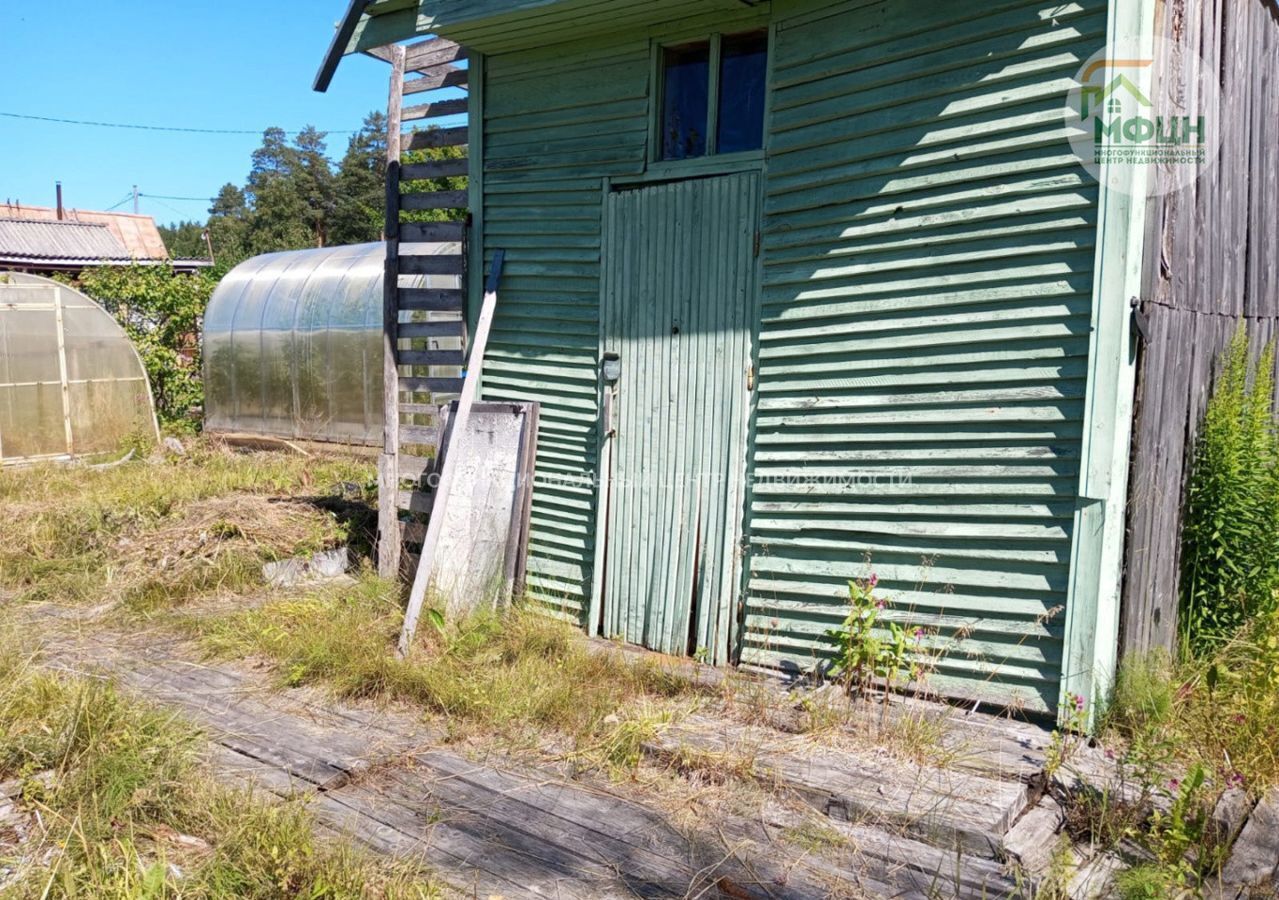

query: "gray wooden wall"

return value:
[1122, 0, 1279, 655]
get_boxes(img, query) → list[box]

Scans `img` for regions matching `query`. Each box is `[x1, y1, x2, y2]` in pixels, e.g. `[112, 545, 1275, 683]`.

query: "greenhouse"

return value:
[203, 241, 460, 445]
[0, 271, 158, 465]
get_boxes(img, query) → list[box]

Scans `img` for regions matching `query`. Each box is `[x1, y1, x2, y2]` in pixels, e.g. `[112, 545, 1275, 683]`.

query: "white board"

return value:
[429, 401, 537, 617]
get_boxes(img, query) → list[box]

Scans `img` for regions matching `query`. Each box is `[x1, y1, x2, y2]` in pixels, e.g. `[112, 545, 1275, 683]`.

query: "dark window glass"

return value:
[661, 42, 710, 160]
[717, 32, 768, 154]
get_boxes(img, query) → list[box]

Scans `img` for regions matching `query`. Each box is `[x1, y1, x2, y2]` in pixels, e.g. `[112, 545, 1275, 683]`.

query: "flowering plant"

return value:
[824, 575, 911, 696]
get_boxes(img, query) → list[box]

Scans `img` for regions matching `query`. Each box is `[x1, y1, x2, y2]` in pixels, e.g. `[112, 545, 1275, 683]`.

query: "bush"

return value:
[75, 264, 220, 426]
[1180, 326, 1279, 653]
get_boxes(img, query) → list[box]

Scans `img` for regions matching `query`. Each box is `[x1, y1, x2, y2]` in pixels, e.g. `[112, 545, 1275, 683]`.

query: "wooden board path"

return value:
[28, 616, 1026, 899]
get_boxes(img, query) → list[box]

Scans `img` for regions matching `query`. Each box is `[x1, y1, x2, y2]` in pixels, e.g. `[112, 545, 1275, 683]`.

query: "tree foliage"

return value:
[75, 265, 219, 427]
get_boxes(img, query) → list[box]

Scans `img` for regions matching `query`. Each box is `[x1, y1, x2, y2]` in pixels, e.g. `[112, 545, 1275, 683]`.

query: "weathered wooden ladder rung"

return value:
[375, 36, 473, 579]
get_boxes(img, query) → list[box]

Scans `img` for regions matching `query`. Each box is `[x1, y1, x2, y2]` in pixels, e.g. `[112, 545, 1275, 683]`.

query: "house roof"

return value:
[0, 203, 170, 260]
[0, 217, 134, 266]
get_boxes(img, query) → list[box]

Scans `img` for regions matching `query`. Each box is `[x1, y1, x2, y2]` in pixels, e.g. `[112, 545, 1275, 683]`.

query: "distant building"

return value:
[0, 202, 211, 276]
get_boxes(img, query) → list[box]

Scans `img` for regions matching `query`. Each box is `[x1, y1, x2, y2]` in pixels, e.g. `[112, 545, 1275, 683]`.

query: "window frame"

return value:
[648, 28, 770, 173]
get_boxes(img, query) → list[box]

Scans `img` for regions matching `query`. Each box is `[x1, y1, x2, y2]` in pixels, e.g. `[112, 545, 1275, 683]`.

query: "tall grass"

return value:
[186, 577, 703, 766]
[1180, 327, 1279, 653]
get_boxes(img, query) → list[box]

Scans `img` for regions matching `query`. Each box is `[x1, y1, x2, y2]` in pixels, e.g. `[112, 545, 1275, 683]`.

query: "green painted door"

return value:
[600, 172, 758, 664]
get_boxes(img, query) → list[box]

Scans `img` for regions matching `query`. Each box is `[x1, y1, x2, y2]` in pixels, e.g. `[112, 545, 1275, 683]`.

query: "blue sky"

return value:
[0, 1, 390, 225]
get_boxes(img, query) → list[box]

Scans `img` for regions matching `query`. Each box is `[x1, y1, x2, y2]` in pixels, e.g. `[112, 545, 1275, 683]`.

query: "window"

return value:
[659, 31, 768, 161]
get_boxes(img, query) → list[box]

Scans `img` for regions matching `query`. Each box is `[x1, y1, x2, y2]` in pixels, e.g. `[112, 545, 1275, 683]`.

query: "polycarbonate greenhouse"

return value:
[203, 242, 460, 445]
[0, 272, 158, 465]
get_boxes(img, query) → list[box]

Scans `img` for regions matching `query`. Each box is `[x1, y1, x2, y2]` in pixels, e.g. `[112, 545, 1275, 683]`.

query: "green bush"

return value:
[75, 264, 220, 427]
[1180, 327, 1279, 653]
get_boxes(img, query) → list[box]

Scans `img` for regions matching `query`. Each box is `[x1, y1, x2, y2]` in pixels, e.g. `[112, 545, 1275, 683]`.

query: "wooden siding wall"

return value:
[473, 0, 1114, 711]
[747, 0, 1108, 713]
[478, 5, 769, 622]
[1121, 0, 1279, 655]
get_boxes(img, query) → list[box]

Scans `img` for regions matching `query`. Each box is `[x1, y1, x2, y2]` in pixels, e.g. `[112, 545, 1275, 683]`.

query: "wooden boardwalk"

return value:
[29, 613, 1044, 899]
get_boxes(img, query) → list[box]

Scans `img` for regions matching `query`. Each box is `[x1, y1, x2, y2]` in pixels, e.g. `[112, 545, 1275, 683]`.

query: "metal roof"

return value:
[0, 204, 170, 259]
[0, 217, 133, 265]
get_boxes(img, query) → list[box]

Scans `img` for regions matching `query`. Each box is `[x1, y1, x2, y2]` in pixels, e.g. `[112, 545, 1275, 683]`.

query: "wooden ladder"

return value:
[377, 38, 472, 580]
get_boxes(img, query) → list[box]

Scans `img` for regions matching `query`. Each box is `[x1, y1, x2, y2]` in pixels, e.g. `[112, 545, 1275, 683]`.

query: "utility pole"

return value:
[132, 185, 139, 215]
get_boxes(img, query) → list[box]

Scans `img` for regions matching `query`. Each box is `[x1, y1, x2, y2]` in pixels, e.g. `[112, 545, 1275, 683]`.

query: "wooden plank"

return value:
[399, 375, 464, 393]
[399, 424, 441, 445]
[400, 219, 466, 242]
[399, 402, 441, 416]
[398, 253, 465, 276]
[398, 287, 463, 311]
[399, 250, 505, 655]
[397, 349, 464, 367]
[404, 38, 467, 72]
[402, 70, 468, 94]
[398, 321, 464, 339]
[400, 159, 469, 182]
[402, 98, 470, 121]
[377, 44, 407, 580]
[405, 126, 469, 150]
[400, 190, 468, 211]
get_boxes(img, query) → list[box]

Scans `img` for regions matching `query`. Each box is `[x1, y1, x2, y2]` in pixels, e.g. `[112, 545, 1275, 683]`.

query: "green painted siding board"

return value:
[739, 0, 1107, 713]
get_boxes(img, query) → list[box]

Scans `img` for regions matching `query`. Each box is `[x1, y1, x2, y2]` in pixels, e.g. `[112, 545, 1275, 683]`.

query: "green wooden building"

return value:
[316, 0, 1168, 716]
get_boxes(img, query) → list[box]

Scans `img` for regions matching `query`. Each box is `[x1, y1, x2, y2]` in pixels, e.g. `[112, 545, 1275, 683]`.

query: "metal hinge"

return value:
[753, 231, 761, 258]
[746, 361, 756, 392]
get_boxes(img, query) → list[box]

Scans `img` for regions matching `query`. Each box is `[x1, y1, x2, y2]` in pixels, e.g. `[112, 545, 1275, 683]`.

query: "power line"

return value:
[142, 193, 214, 203]
[102, 192, 137, 212]
[0, 111, 357, 136]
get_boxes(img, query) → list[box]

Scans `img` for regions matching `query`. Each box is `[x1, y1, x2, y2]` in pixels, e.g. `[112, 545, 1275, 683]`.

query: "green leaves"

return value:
[1181, 326, 1279, 654]
[77, 264, 218, 426]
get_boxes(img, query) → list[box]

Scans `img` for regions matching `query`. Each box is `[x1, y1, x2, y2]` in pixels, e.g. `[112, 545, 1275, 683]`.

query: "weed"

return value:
[1181, 327, 1279, 653]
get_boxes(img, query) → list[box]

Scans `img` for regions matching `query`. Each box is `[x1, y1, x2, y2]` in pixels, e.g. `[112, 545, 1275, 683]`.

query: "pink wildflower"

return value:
[868, 573, 879, 587]
[1169, 778, 1180, 791]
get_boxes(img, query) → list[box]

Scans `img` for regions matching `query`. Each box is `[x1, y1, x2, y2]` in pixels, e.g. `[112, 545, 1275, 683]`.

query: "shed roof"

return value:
[0, 203, 170, 259]
[0, 218, 133, 267]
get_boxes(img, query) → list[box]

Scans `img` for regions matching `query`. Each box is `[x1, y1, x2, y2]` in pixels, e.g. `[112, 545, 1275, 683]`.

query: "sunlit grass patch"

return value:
[186, 575, 707, 767]
[0, 440, 374, 612]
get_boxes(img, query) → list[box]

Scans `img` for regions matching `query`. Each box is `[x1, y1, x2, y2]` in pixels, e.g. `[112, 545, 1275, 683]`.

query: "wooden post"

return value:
[377, 45, 406, 579]
[51, 286, 74, 456]
[399, 250, 505, 655]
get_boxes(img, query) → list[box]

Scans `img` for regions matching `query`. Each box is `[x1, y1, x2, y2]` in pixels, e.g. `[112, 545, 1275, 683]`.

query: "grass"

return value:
[0, 440, 374, 612]
[0, 620, 438, 899]
[185, 576, 706, 768]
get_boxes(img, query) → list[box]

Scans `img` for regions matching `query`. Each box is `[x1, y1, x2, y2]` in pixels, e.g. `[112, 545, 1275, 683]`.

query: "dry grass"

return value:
[0, 440, 374, 613]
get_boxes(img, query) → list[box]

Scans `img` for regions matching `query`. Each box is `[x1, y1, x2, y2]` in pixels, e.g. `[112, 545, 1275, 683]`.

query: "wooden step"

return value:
[400, 190, 468, 212]
[404, 38, 467, 72]
[406, 126, 468, 150]
[403, 98, 469, 122]
[399, 402, 442, 416]
[398, 349, 464, 367]
[397, 490, 435, 514]
[398, 321, 464, 340]
[398, 288, 463, 311]
[399, 254, 464, 277]
[401, 220, 466, 242]
[403, 69, 468, 94]
[399, 376, 465, 394]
